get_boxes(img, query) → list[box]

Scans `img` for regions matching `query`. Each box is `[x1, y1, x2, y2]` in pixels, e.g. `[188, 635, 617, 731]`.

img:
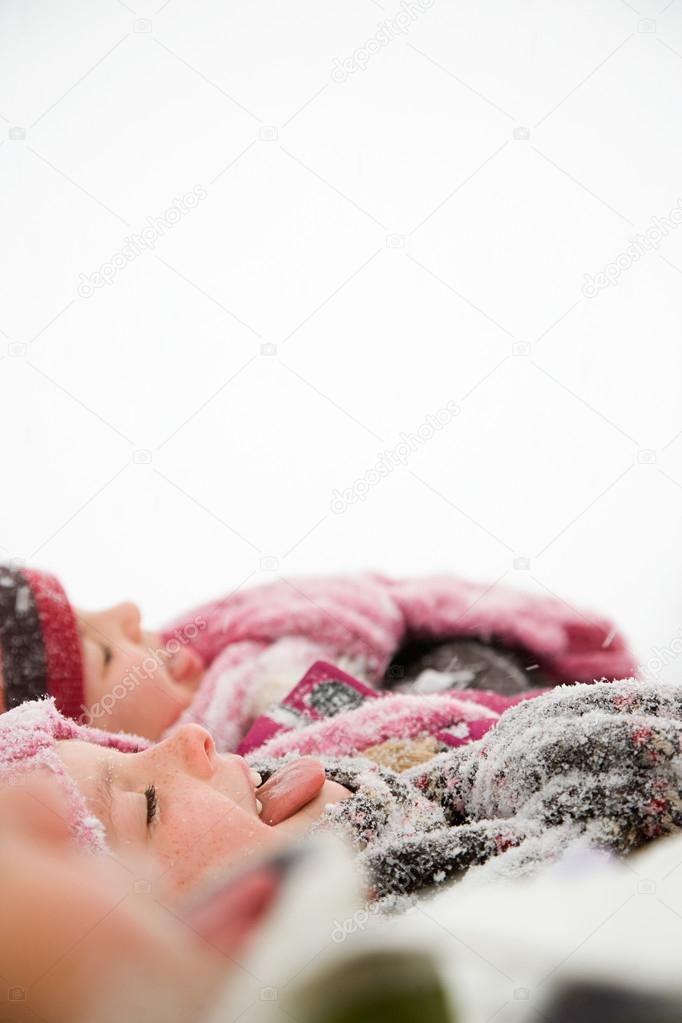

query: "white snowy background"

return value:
[1, 0, 682, 679]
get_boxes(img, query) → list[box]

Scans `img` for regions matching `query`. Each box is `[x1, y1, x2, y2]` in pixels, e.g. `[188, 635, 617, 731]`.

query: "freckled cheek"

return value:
[157, 806, 274, 891]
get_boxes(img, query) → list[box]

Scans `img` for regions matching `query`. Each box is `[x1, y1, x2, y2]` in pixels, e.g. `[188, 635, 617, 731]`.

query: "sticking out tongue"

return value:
[256, 758, 326, 825]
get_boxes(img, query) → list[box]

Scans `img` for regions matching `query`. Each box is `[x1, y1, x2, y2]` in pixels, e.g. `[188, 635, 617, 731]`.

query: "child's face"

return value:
[77, 603, 205, 739]
[57, 724, 350, 894]
[0, 773, 284, 1023]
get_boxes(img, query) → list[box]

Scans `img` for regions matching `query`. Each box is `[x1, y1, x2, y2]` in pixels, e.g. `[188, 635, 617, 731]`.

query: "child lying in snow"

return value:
[2, 676, 681, 906]
[0, 697, 351, 894]
[0, 565, 635, 747]
[0, 765, 307, 1023]
[0, 565, 205, 736]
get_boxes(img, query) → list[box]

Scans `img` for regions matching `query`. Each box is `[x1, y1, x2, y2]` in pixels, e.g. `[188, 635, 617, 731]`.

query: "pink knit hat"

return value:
[0, 698, 147, 852]
[0, 565, 85, 720]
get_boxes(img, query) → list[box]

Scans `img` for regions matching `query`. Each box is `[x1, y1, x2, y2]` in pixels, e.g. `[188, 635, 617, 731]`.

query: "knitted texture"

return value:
[0, 699, 147, 852]
[162, 573, 635, 751]
[246, 686, 500, 760]
[0, 566, 84, 719]
[289, 679, 682, 904]
[6, 679, 681, 910]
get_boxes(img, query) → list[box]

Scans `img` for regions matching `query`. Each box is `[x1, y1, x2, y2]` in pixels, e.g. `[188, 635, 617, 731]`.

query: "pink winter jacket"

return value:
[161, 573, 635, 753]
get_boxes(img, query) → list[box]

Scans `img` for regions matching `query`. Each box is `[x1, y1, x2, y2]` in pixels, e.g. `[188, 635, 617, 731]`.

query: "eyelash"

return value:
[144, 785, 158, 826]
[102, 645, 113, 668]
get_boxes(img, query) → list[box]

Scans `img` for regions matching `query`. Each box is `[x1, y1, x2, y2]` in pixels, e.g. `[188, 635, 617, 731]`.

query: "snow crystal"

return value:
[303, 680, 682, 907]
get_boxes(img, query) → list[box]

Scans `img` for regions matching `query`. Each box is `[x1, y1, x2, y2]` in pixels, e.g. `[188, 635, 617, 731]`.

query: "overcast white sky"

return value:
[1, 0, 682, 678]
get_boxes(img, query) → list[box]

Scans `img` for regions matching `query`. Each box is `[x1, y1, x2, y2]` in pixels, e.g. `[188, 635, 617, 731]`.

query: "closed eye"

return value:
[100, 644, 113, 668]
[144, 785, 158, 827]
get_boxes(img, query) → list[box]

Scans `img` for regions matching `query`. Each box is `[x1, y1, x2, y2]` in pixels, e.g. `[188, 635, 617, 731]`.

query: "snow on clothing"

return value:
[162, 572, 636, 752]
[386, 678, 682, 897]
[249, 679, 682, 903]
[236, 659, 541, 766]
[0, 698, 146, 852]
[0, 566, 633, 734]
[0, 569, 644, 907]
[3, 680, 682, 908]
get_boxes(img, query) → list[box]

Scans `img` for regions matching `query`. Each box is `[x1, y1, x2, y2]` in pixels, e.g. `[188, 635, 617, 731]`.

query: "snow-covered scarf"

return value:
[255, 680, 682, 905]
[162, 573, 635, 751]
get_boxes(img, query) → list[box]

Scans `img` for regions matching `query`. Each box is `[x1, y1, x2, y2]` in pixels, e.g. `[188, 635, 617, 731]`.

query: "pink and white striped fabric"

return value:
[162, 573, 635, 752]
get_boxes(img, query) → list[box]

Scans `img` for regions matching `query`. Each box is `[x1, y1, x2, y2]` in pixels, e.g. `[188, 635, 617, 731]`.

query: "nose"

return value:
[156, 724, 216, 779]
[113, 602, 142, 644]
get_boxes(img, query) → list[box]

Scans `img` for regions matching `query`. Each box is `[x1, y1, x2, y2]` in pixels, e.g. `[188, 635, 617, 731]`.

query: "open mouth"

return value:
[232, 756, 329, 826]
[250, 769, 263, 816]
[248, 759, 327, 827]
[233, 756, 264, 816]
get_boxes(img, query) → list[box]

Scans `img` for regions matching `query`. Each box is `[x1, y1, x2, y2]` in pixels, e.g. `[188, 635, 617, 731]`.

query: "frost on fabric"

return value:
[249, 690, 496, 760]
[161, 572, 636, 751]
[252, 681, 682, 907]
